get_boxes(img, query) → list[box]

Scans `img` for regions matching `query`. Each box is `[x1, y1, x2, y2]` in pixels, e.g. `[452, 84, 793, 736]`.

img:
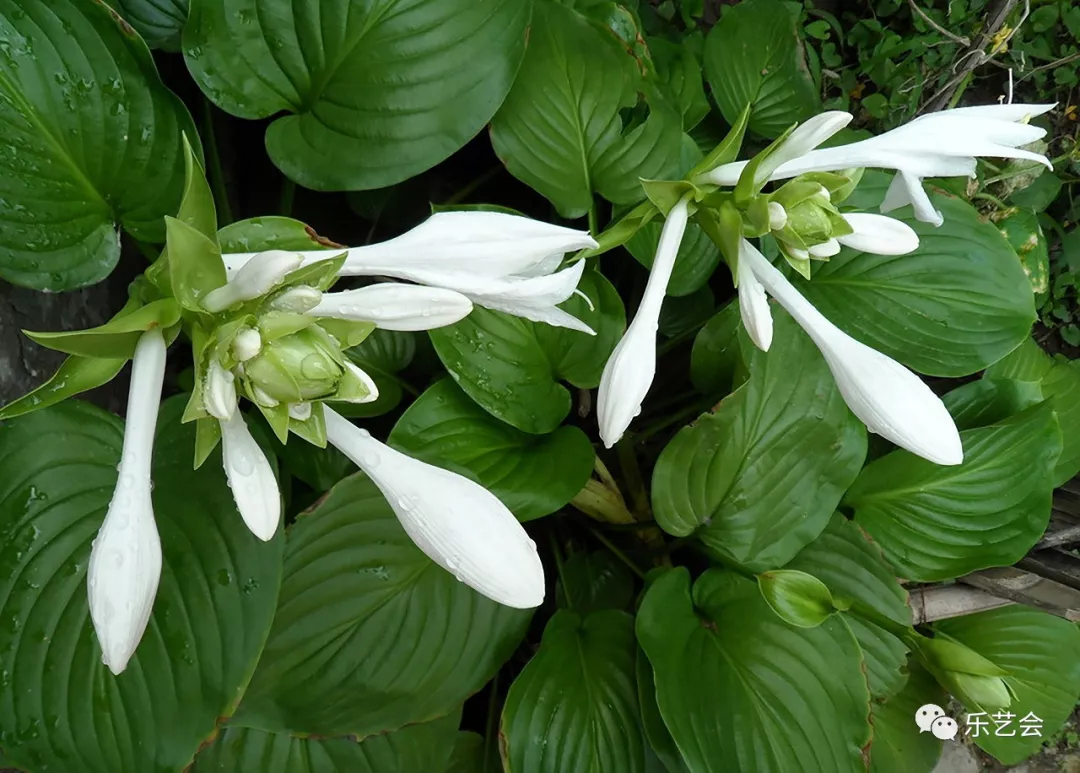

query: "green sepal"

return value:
[177, 133, 218, 240]
[289, 402, 328, 448]
[317, 319, 377, 349]
[826, 210, 854, 238]
[0, 355, 128, 421]
[24, 298, 182, 359]
[194, 416, 222, 469]
[165, 216, 228, 313]
[182, 322, 216, 423]
[911, 635, 1009, 678]
[743, 196, 772, 237]
[697, 200, 744, 281]
[254, 398, 291, 445]
[757, 570, 842, 628]
[734, 122, 797, 205]
[772, 179, 830, 209]
[328, 361, 375, 404]
[641, 179, 703, 217]
[689, 103, 751, 179]
[583, 200, 659, 258]
[280, 253, 348, 293]
[258, 311, 315, 342]
[780, 245, 813, 279]
[796, 171, 861, 203]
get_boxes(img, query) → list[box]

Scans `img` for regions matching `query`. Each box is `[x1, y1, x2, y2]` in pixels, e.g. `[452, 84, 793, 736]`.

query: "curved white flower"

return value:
[219, 410, 280, 542]
[222, 212, 598, 332]
[204, 250, 303, 312]
[837, 213, 920, 255]
[232, 328, 262, 362]
[324, 408, 545, 608]
[88, 329, 167, 675]
[739, 241, 963, 465]
[807, 238, 841, 258]
[309, 283, 474, 331]
[597, 198, 690, 447]
[704, 104, 1054, 225]
[203, 360, 237, 421]
[737, 241, 774, 351]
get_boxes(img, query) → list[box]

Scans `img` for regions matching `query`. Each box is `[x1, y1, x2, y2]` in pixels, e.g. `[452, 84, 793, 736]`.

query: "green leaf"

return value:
[430, 269, 624, 434]
[942, 378, 1044, 431]
[177, 134, 218, 239]
[114, 0, 189, 50]
[389, 379, 593, 522]
[687, 103, 750, 179]
[1010, 173, 1062, 213]
[935, 607, 1080, 765]
[489, 0, 685, 219]
[997, 208, 1050, 295]
[635, 651, 690, 773]
[689, 301, 742, 394]
[24, 298, 182, 358]
[0, 0, 197, 291]
[192, 712, 460, 772]
[868, 664, 945, 773]
[637, 568, 871, 773]
[784, 514, 912, 699]
[232, 472, 530, 736]
[799, 194, 1035, 377]
[703, 0, 819, 138]
[166, 216, 227, 312]
[846, 402, 1060, 583]
[502, 610, 652, 773]
[555, 550, 635, 614]
[444, 732, 489, 773]
[652, 308, 866, 572]
[0, 398, 283, 772]
[650, 37, 709, 131]
[986, 338, 1080, 486]
[219, 217, 344, 254]
[627, 220, 720, 296]
[0, 354, 127, 420]
[757, 569, 839, 628]
[185, 0, 530, 191]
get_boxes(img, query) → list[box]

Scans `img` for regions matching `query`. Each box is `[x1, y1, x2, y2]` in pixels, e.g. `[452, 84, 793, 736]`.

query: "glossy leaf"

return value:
[0, 355, 127, 420]
[389, 379, 593, 522]
[637, 569, 871, 773]
[114, 0, 189, 50]
[942, 378, 1045, 431]
[703, 0, 819, 138]
[689, 301, 743, 394]
[846, 402, 1060, 582]
[0, 399, 283, 772]
[998, 208, 1049, 295]
[502, 610, 650, 773]
[799, 195, 1035, 377]
[490, 0, 685, 219]
[554, 550, 635, 615]
[232, 473, 531, 736]
[652, 309, 866, 572]
[185, 0, 530, 191]
[868, 664, 945, 773]
[219, 218, 344, 254]
[430, 269, 624, 434]
[757, 570, 838, 628]
[651, 37, 709, 131]
[635, 651, 689, 773]
[0, 0, 197, 291]
[24, 298, 182, 358]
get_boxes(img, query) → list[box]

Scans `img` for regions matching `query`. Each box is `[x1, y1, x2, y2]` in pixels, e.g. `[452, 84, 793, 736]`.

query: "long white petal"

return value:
[204, 250, 303, 312]
[941, 103, 1054, 121]
[88, 329, 167, 675]
[808, 238, 841, 258]
[597, 198, 690, 447]
[463, 261, 594, 333]
[324, 409, 545, 608]
[740, 241, 962, 465]
[203, 361, 237, 421]
[882, 171, 943, 226]
[309, 284, 474, 331]
[759, 111, 853, 181]
[220, 410, 280, 541]
[837, 213, 920, 255]
[737, 243, 774, 351]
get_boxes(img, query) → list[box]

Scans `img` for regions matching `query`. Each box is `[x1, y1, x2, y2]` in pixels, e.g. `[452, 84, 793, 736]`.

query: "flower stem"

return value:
[201, 98, 234, 226]
[588, 199, 599, 236]
[615, 438, 651, 519]
[588, 526, 647, 580]
[443, 165, 502, 206]
[548, 528, 570, 601]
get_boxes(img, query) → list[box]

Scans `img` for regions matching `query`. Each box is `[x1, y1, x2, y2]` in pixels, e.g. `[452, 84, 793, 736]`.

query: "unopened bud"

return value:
[244, 327, 344, 403]
[203, 361, 237, 420]
[288, 402, 313, 421]
[233, 328, 262, 362]
[203, 250, 303, 313]
[767, 201, 788, 231]
[807, 238, 841, 258]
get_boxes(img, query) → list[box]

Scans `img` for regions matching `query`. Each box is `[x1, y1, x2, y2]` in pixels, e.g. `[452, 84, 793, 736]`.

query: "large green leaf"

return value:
[626, 220, 720, 297]
[935, 607, 1080, 765]
[637, 569, 871, 773]
[389, 379, 593, 522]
[185, 0, 530, 191]
[799, 195, 1035, 377]
[986, 338, 1080, 486]
[689, 301, 743, 395]
[868, 664, 945, 773]
[502, 610, 651, 773]
[0, 0, 197, 290]
[635, 651, 689, 773]
[219, 217, 344, 254]
[429, 269, 624, 434]
[846, 402, 1060, 583]
[232, 473, 530, 736]
[784, 514, 911, 699]
[942, 377, 1044, 431]
[192, 711, 460, 772]
[651, 309, 866, 572]
[114, 0, 189, 50]
[0, 399, 283, 772]
[702, 0, 819, 138]
[555, 550, 635, 615]
[489, 0, 685, 219]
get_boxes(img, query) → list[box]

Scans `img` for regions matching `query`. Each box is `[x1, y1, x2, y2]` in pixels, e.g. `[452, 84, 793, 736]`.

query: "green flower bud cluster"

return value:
[913, 635, 1013, 711]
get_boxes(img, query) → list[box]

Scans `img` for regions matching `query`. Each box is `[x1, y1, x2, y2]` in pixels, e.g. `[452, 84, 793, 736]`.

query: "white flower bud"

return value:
[233, 328, 262, 362]
[203, 361, 237, 421]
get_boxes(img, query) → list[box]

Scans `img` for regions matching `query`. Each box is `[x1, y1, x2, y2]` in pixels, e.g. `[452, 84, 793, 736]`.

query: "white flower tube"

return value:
[204, 250, 303, 312]
[837, 213, 920, 255]
[219, 410, 280, 541]
[88, 329, 167, 675]
[309, 283, 474, 331]
[739, 241, 962, 465]
[323, 408, 545, 608]
[737, 241, 774, 352]
[597, 198, 691, 447]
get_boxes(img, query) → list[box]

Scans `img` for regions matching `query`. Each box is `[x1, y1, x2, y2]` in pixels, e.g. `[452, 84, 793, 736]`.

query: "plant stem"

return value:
[548, 528, 569, 602]
[588, 200, 599, 236]
[200, 98, 234, 226]
[588, 526, 647, 580]
[443, 165, 502, 207]
[635, 398, 714, 443]
[280, 178, 296, 217]
[615, 438, 650, 519]
[972, 191, 1010, 209]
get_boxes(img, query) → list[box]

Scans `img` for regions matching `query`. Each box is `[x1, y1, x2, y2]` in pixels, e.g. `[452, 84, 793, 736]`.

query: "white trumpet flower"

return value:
[223, 212, 599, 332]
[323, 408, 545, 608]
[737, 246, 773, 351]
[88, 329, 167, 675]
[597, 198, 690, 447]
[704, 104, 1054, 226]
[204, 250, 303, 312]
[738, 241, 963, 465]
[219, 411, 280, 542]
[309, 283, 474, 331]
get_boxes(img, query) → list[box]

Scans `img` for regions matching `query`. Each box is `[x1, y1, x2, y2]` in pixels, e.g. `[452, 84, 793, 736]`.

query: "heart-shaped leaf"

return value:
[637, 568, 871, 773]
[652, 308, 866, 572]
[868, 664, 946, 773]
[635, 651, 690, 773]
[192, 711, 460, 771]
[389, 379, 593, 522]
[429, 269, 624, 434]
[232, 472, 531, 736]
[0, 398, 283, 772]
[0, 0, 197, 290]
[846, 402, 1060, 583]
[185, 0, 530, 191]
[114, 0, 189, 50]
[799, 194, 1035, 378]
[689, 301, 743, 395]
[490, 0, 685, 219]
[703, 0, 819, 138]
[502, 610, 652, 773]
[555, 550, 635, 615]
[942, 378, 1045, 431]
